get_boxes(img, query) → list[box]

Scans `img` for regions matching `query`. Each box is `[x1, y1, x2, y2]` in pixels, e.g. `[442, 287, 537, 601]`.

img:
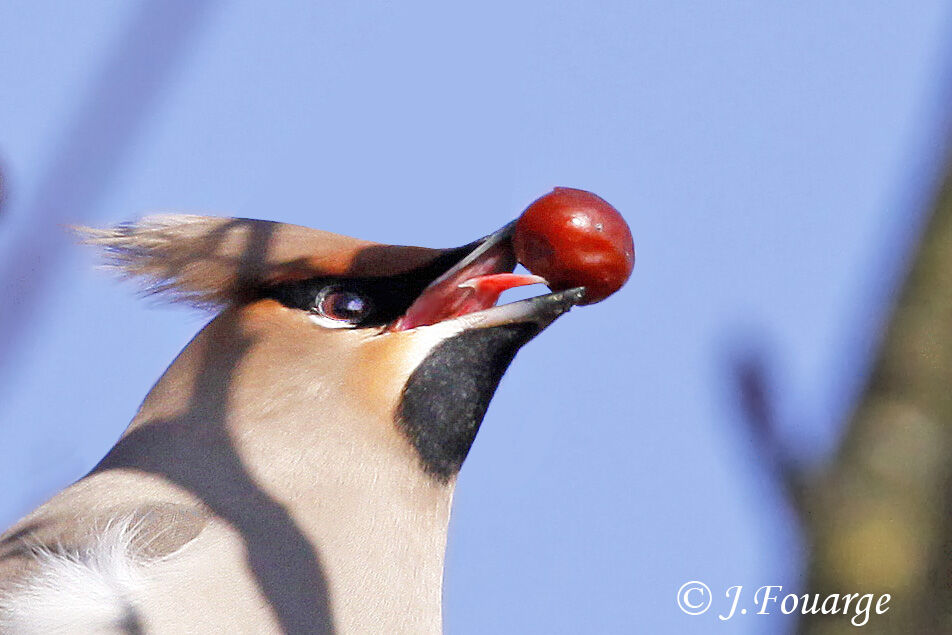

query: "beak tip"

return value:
[553, 286, 586, 307]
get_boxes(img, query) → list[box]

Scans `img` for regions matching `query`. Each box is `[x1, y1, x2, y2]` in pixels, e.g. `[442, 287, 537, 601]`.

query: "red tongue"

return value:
[458, 273, 547, 305]
[392, 272, 546, 331]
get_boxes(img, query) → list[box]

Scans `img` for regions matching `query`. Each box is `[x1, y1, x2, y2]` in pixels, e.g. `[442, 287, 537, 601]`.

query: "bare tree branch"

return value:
[796, 138, 952, 635]
[0, 0, 218, 392]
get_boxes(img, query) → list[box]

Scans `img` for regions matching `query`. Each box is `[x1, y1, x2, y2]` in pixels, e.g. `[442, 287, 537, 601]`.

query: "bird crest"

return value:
[77, 214, 444, 308]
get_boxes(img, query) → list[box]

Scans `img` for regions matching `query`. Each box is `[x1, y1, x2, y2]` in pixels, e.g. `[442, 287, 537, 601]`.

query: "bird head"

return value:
[81, 215, 584, 482]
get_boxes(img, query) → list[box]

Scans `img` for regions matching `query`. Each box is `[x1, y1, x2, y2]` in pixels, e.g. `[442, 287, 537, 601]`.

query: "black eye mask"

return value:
[259, 244, 473, 328]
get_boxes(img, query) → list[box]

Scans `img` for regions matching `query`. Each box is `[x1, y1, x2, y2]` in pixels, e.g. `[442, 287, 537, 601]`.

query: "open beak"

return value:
[391, 222, 585, 332]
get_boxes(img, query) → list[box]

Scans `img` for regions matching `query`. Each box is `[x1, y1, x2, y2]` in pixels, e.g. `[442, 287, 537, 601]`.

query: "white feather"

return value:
[0, 517, 152, 634]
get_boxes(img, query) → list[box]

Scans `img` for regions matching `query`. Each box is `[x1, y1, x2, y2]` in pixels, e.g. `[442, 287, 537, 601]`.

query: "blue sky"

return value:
[1, 2, 949, 633]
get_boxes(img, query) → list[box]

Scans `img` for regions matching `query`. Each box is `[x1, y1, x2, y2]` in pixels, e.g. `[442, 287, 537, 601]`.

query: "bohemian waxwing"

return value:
[0, 215, 587, 634]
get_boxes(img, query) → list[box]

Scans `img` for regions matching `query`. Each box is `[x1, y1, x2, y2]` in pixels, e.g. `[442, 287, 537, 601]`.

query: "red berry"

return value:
[513, 187, 634, 305]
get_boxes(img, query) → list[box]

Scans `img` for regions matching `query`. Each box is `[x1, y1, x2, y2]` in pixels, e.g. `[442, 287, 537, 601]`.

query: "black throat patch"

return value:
[396, 323, 541, 481]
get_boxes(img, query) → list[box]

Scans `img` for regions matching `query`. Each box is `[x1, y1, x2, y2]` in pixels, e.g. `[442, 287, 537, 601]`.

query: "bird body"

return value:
[0, 214, 588, 633]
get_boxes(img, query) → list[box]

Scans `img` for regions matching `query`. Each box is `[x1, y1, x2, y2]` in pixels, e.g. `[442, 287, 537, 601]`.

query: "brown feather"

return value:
[76, 215, 446, 307]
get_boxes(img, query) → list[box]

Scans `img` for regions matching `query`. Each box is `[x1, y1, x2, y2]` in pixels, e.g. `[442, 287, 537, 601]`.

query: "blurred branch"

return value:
[0, 0, 217, 393]
[0, 160, 6, 218]
[733, 352, 808, 514]
[793, 144, 952, 633]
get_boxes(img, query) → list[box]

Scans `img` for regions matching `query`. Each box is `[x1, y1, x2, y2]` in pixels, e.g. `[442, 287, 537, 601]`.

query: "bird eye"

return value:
[312, 287, 373, 325]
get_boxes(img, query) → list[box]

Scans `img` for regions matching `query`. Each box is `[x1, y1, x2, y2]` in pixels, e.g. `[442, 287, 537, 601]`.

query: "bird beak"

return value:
[390, 221, 585, 332]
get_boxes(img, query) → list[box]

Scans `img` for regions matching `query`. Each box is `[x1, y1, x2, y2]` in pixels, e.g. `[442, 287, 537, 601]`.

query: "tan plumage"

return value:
[0, 214, 584, 633]
[77, 214, 445, 307]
